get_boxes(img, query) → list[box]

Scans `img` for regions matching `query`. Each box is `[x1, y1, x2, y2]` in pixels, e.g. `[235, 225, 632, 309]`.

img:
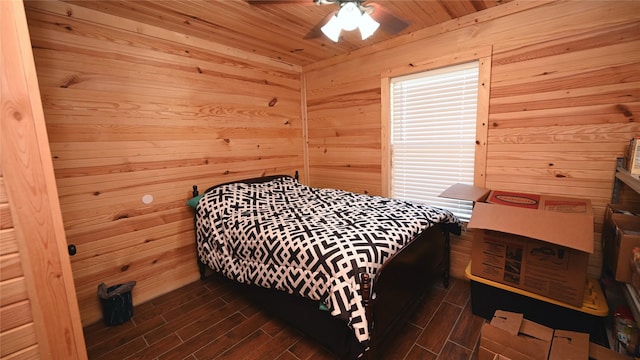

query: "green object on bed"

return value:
[186, 193, 204, 208]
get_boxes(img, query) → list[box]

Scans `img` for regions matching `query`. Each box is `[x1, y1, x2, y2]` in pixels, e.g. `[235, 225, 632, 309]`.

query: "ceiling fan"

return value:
[247, 0, 409, 41]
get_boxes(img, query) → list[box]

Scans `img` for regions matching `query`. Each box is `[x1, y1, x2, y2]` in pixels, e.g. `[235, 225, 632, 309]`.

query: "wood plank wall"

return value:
[0, 180, 40, 359]
[24, 1, 304, 325]
[304, 0, 640, 279]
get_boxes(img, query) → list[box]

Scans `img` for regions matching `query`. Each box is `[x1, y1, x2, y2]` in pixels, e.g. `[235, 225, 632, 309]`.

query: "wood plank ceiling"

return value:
[65, 0, 510, 67]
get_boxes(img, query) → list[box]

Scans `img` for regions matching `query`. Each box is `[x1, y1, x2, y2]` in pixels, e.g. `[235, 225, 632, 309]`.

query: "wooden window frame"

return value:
[380, 47, 492, 198]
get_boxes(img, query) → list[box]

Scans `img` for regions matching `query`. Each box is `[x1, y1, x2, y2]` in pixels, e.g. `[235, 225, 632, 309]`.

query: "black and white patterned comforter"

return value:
[195, 177, 459, 345]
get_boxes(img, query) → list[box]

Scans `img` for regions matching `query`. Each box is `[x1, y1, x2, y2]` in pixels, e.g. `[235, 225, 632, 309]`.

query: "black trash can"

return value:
[98, 282, 136, 326]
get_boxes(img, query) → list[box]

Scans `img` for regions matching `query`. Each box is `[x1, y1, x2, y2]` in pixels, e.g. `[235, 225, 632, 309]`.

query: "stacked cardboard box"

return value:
[603, 203, 640, 283]
[441, 184, 594, 307]
[480, 310, 630, 360]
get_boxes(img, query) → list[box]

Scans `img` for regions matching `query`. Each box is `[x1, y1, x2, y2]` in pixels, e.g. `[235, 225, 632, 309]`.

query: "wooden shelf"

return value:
[615, 166, 640, 194]
[612, 158, 640, 334]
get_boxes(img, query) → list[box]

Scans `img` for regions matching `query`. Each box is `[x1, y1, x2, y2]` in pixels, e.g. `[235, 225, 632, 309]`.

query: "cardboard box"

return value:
[589, 342, 635, 360]
[481, 311, 630, 360]
[549, 329, 589, 359]
[479, 310, 553, 360]
[603, 211, 640, 283]
[441, 185, 594, 306]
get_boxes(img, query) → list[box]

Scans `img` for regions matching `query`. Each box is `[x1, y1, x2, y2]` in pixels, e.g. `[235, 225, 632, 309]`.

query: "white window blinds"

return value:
[390, 61, 479, 221]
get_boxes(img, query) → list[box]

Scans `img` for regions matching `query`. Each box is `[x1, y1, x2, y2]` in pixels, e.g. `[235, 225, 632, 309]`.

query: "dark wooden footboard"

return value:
[365, 223, 450, 358]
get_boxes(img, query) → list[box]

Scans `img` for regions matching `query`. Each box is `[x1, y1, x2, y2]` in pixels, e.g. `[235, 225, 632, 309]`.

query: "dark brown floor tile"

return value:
[145, 297, 225, 344]
[162, 287, 221, 323]
[249, 326, 303, 360]
[276, 351, 300, 360]
[193, 312, 271, 359]
[409, 287, 447, 328]
[416, 302, 462, 354]
[87, 315, 166, 359]
[172, 298, 245, 342]
[158, 312, 246, 360]
[216, 329, 273, 360]
[93, 336, 147, 360]
[449, 301, 485, 350]
[437, 341, 472, 360]
[260, 317, 288, 337]
[83, 277, 491, 360]
[405, 345, 437, 360]
[444, 278, 470, 308]
[124, 333, 183, 360]
[376, 322, 423, 359]
[288, 336, 329, 360]
[83, 319, 137, 349]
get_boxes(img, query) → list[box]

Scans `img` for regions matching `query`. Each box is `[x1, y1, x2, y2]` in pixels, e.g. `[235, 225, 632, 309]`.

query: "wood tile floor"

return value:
[83, 275, 486, 360]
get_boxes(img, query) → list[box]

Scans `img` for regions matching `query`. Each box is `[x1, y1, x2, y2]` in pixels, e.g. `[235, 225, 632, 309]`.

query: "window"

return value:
[389, 61, 480, 221]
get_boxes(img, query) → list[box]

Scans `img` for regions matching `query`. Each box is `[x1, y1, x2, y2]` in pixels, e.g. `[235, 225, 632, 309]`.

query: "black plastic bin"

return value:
[98, 282, 136, 326]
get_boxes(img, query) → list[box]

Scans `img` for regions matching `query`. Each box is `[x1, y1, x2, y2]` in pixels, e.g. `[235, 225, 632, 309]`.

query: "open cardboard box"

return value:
[480, 310, 631, 360]
[440, 184, 594, 306]
[479, 310, 553, 360]
[603, 208, 640, 283]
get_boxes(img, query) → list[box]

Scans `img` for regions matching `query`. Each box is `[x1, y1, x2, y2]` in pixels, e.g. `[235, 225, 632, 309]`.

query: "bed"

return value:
[188, 174, 460, 359]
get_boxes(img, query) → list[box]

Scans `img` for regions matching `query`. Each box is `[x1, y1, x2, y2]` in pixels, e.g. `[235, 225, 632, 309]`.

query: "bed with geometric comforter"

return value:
[191, 175, 460, 358]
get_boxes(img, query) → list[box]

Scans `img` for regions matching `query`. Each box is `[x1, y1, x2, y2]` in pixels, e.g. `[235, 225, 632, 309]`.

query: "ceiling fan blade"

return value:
[368, 2, 409, 35]
[303, 10, 337, 39]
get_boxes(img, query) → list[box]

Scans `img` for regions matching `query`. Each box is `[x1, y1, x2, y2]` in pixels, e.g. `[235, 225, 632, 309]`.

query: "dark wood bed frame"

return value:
[190, 174, 458, 359]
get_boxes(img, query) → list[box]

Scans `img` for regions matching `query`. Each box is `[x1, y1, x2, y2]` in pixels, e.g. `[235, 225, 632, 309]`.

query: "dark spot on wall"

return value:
[121, 265, 129, 272]
[269, 97, 278, 107]
[93, 191, 100, 196]
[223, 139, 230, 143]
[197, 67, 203, 73]
[555, 174, 567, 178]
[548, 163, 554, 167]
[66, 8, 72, 16]
[616, 104, 633, 118]
[114, 214, 129, 220]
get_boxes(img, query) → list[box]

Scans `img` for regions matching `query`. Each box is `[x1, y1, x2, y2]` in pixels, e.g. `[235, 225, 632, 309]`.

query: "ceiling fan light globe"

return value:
[337, 2, 361, 31]
[359, 12, 379, 40]
[321, 15, 342, 42]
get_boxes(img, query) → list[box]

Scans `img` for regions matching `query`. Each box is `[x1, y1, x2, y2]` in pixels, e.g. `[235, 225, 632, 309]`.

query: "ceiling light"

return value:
[321, 15, 342, 42]
[320, 1, 380, 42]
[359, 12, 379, 40]
[337, 2, 361, 31]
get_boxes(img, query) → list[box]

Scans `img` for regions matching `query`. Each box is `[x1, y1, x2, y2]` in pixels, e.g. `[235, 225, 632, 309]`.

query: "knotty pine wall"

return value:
[0, 181, 39, 358]
[25, 1, 304, 325]
[304, 0, 640, 280]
